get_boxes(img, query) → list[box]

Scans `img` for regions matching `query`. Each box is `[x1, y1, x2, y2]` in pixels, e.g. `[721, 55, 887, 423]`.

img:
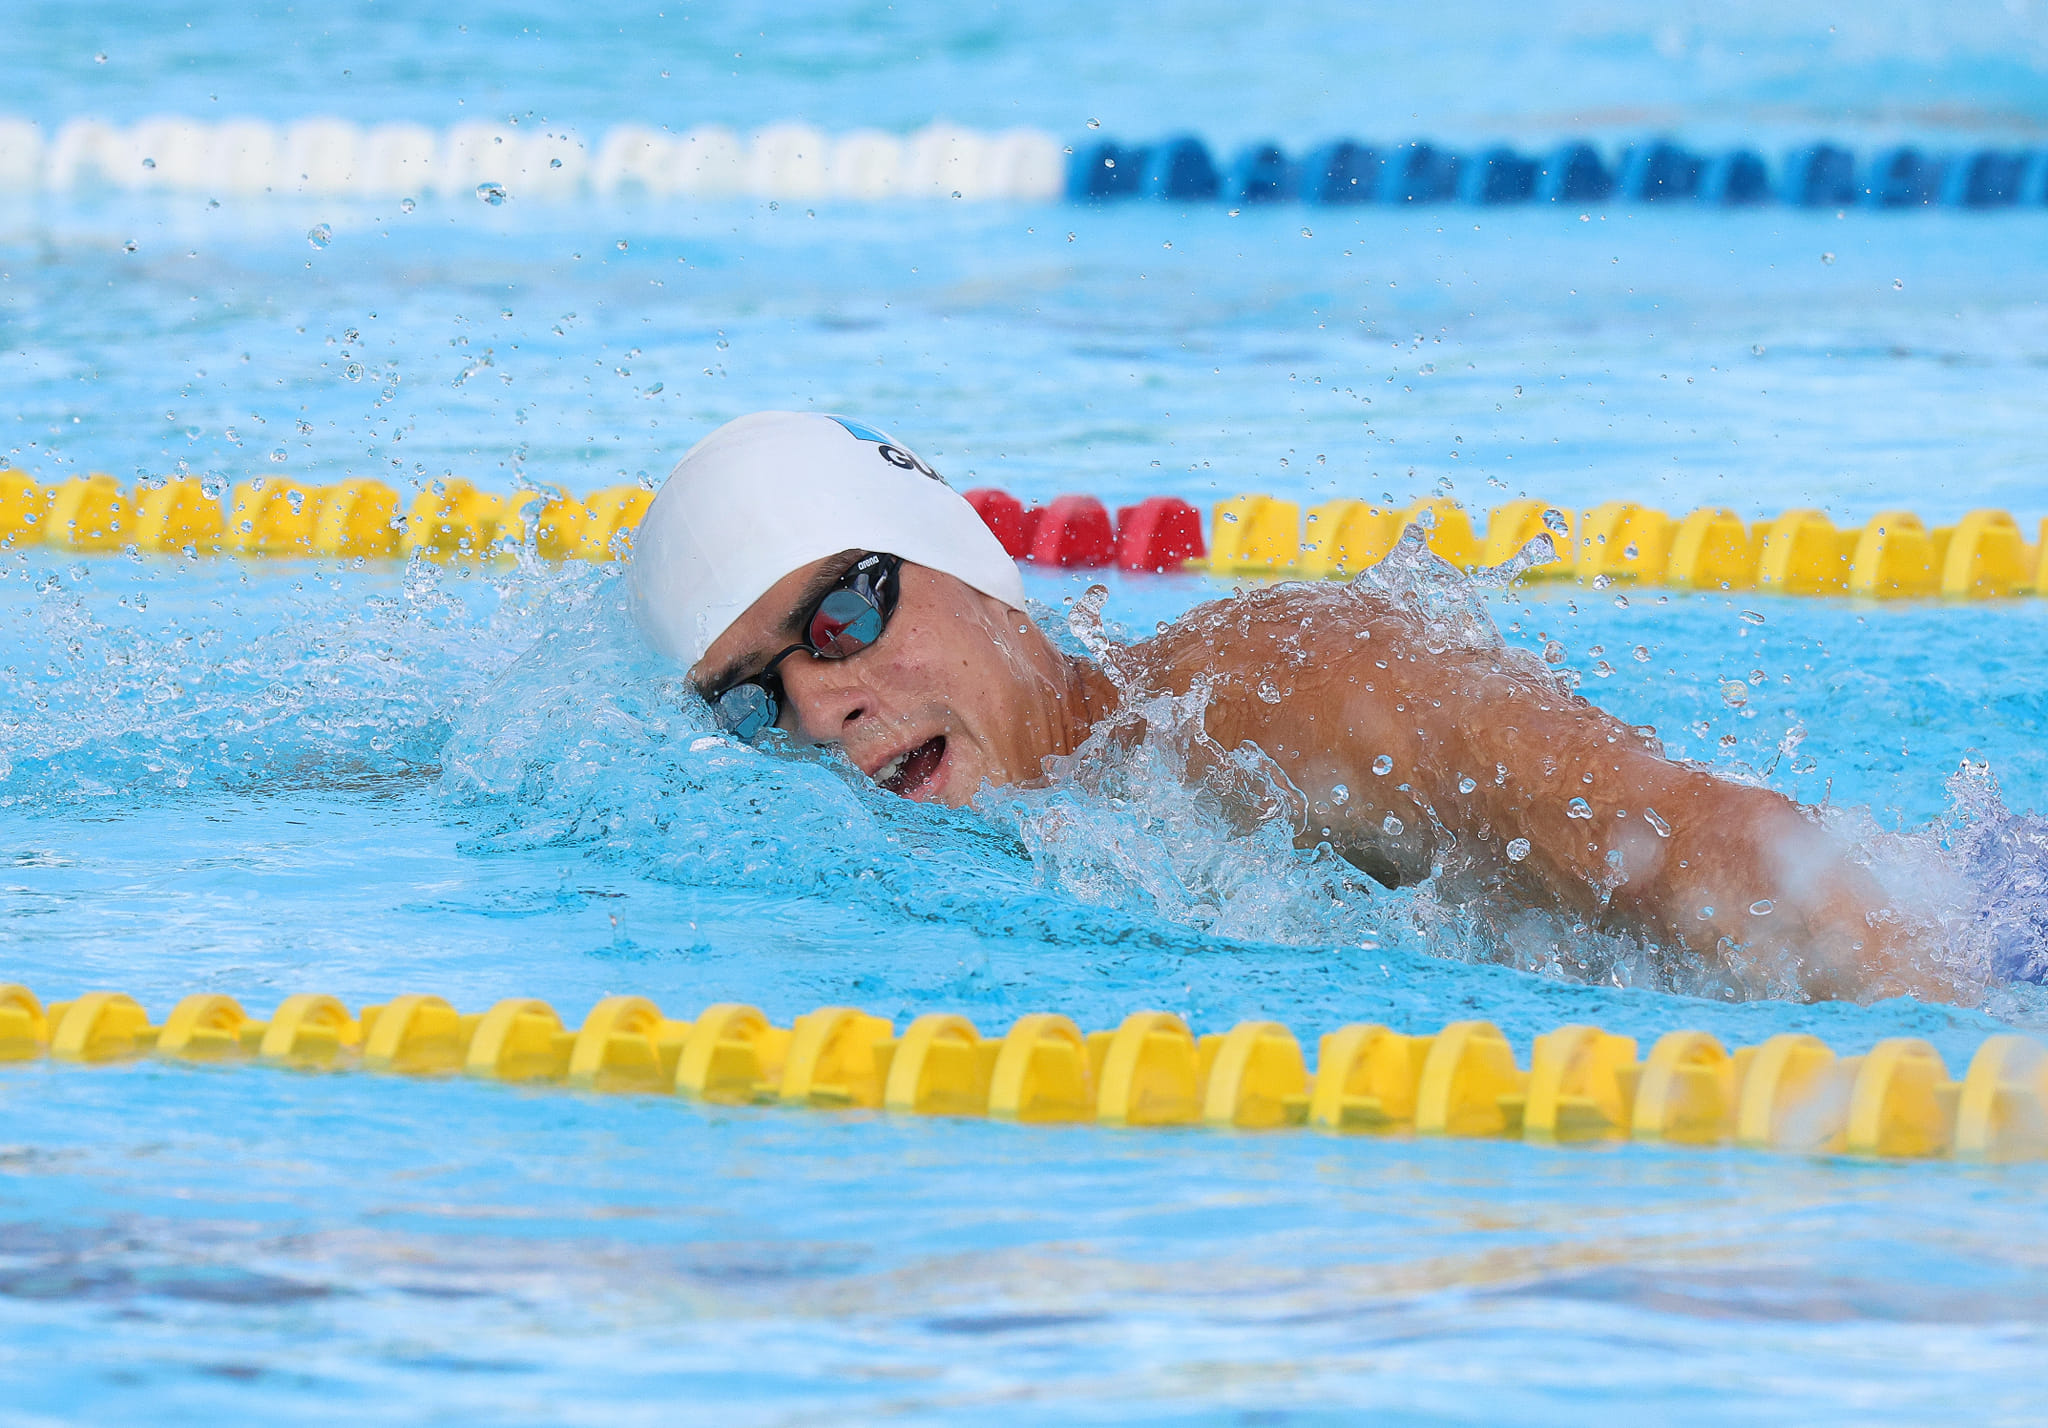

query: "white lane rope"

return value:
[0, 117, 1068, 202]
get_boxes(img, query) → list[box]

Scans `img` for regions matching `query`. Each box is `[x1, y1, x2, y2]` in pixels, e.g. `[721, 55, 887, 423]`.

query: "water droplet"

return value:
[1086, 117, 1101, 128]
[400, 197, 416, 213]
[1720, 680, 1749, 708]
[475, 181, 507, 205]
[1751, 343, 1766, 356]
[1631, 644, 1650, 662]
[1749, 899, 1775, 916]
[1300, 227, 1314, 239]
[550, 156, 563, 168]
[1505, 837, 1531, 862]
[1821, 251, 1836, 264]
[1256, 678, 1283, 704]
[1330, 783, 1350, 806]
[93, 52, 107, 64]
[1592, 661, 1614, 678]
[1372, 754, 1394, 776]
[141, 156, 157, 170]
[1591, 573, 1612, 590]
[1892, 278, 1904, 290]
[343, 362, 364, 382]
[306, 223, 332, 248]
[1457, 775, 1477, 794]
[1643, 808, 1671, 837]
[122, 240, 137, 253]
[1695, 906, 1716, 920]
[1382, 813, 1404, 836]
[1738, 609, 1766, 625]
[1542, 640, 1567, 665]
[616, 239, 629, 251]
[1566, 797, 1593, 819]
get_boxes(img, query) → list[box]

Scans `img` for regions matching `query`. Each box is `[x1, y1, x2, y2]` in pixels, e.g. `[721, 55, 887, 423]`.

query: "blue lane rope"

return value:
[1068, 135, 2048, 209]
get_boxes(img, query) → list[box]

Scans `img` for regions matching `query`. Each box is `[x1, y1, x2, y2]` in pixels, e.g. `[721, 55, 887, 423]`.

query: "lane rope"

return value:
[2, 118, 2044, 208]
[0, 117, 1066, 202]
[4, 469, 2043, 598]
[1189, 493, 2048, 599]
[5, 983, 2041, 1161]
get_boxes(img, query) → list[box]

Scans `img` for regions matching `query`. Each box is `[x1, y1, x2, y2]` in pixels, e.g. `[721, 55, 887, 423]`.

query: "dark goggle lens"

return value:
[712, 682, 778, 742]
[807, 587, 884, 657]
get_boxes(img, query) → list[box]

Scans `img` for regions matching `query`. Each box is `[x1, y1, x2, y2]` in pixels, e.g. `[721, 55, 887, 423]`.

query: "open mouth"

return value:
[875, 735, 947, 798]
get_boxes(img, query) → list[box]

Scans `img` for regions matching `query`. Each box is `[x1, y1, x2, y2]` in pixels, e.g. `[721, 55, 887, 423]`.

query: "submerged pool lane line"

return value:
[7, 466, 2047, 600]
[8, 984, 2047, 1164]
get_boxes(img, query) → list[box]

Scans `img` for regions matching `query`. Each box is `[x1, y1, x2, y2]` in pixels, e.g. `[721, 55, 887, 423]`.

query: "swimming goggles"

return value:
[706, 551, 903, 743]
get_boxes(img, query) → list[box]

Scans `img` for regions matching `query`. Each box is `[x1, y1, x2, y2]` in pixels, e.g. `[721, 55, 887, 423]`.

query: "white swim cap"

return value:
[630, 410, 1028, 665]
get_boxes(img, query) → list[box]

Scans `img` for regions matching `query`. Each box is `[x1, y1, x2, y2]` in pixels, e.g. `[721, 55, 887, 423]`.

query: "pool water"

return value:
[5, 2, 2048, 1422]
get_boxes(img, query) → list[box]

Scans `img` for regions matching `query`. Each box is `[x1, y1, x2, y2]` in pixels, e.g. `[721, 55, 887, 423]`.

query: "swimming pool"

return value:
[5, 2, 2048, 1422]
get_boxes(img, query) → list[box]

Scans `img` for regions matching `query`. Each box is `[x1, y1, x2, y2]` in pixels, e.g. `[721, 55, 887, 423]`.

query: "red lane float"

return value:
[965, 488, 1205, 572]
[1029, 495, 1116, 567]
[1116, 496, 1205, 572]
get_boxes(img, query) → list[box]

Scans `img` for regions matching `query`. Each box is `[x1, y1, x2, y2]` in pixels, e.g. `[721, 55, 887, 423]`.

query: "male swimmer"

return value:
[632, 411, 1948, 1004]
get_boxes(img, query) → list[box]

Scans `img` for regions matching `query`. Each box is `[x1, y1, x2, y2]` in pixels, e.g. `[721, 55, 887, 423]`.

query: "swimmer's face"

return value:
[692, 552, 1065, 806]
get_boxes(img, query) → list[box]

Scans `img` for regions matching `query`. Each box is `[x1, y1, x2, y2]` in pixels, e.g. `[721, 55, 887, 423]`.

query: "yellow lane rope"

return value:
[1206, 495, 2048, 597]
[0, 470, 646, 560]
[5, 984, 2043, 1161]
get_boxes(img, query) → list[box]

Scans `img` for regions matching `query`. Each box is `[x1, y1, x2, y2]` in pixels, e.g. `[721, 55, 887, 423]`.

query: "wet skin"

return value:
[694, 553, 1950, 1003]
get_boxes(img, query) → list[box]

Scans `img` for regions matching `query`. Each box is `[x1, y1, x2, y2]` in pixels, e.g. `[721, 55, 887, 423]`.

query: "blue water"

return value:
[4, 2, 2048, 1422]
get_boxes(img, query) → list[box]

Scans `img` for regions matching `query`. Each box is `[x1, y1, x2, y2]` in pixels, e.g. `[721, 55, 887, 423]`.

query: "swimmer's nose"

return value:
[776, 654, 870, 744]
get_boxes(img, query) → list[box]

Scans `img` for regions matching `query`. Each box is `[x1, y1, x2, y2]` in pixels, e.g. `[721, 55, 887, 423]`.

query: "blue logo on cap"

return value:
[828, 414, 945, 483]
[828, 416, 893, 444]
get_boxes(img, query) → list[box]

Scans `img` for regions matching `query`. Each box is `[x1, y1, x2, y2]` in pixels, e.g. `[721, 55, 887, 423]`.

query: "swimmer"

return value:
[633, 411, 1949, 1003]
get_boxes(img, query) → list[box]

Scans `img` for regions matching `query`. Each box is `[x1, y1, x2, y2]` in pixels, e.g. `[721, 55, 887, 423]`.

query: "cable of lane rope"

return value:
[6, 983, 2043, 1161]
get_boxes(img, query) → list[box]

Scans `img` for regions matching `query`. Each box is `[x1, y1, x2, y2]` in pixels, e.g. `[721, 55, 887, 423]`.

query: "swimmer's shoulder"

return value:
[1125, 580, 1411, 690]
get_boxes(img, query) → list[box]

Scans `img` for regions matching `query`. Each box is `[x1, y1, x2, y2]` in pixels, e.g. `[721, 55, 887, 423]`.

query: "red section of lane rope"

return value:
[1115, 496, 1205, 571]
[1028, 495, 1115, 567]
[965, 489, 1204, 572]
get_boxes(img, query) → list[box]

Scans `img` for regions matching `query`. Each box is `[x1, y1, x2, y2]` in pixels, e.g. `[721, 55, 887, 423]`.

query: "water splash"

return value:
[1, 551, 2042, 1004]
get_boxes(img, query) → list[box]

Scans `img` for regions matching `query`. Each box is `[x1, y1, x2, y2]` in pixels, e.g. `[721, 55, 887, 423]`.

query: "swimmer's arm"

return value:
[1141, 592, 1944, 1001]
[1422, 664, 1945, 1000]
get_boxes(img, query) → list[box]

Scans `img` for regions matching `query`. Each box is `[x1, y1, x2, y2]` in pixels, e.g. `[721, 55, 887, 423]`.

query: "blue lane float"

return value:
[1066, 136, 2048, 208]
